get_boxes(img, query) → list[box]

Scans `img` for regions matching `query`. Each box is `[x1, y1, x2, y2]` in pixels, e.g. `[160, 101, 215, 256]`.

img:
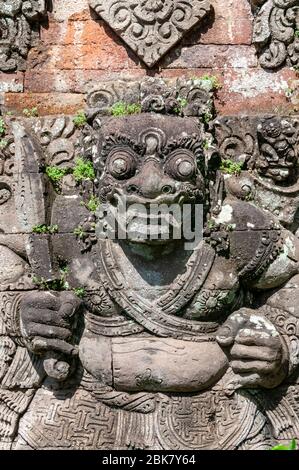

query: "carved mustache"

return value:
[105, 186, 203, 206]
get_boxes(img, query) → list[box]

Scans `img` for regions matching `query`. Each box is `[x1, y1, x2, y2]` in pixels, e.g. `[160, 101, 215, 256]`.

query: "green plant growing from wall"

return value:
[45, 166, 69, 191]
[0, 139, 8, 149]
[220, 159, 244, 176]
[73, 158, 95, 182]
[32, 224, 59, 234]
[192, 75, 222, 92]
[202, 111, 213, 124]
[23, 107, 39, 117]
[46, 159, 96, 191]
[33, 260, 71, 291]
[0, 118, 6, 137]
[33, 260, 87, 296]
[174, 96, 188, 115]
[207, 219, 216, 230]
[245, 192, 254, 202]
[0, 118, 7, 150]
[73, 287, 86, 299]
[86, 196, 100, 213]
[271, 439, 297, 450]
[110, 102, 142, 117]
[33, 271, 69, 292]
[73, 110, 87, 128]
[73, 226, 85, 239]
[203, 139, 210, 150]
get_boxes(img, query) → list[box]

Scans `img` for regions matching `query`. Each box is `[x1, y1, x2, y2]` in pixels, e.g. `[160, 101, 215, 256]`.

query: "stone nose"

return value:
[126, 161, 175, 199]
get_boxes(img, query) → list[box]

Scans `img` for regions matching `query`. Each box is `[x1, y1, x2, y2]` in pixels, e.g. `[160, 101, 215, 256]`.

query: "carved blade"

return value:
[13, 121, 73, 381]
[13, 121, 57, 282]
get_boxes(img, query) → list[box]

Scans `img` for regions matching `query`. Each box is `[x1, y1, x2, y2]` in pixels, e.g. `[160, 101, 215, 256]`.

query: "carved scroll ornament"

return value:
[0, 0, 47, 71]
[89, 0, 212, 67]
[250, 0, 299, 69]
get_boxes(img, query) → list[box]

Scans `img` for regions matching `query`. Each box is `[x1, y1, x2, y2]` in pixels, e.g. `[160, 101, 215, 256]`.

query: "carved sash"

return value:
[96, 240, 218, 340]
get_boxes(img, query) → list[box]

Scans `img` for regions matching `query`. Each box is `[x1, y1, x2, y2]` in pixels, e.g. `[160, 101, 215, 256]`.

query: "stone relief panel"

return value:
[88, 0, 212, 67]
[250, 0, 299, 69]
[0, 79, 299, 449]
[0, 0, 48, 72]
[214, 115, 299, 230]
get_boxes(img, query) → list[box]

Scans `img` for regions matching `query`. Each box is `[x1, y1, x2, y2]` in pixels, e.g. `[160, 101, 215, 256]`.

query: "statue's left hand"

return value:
[216, 309, 288, 389]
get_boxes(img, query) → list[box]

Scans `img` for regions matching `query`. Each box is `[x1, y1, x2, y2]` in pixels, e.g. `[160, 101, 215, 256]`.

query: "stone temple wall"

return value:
[2, 0, 298, 116]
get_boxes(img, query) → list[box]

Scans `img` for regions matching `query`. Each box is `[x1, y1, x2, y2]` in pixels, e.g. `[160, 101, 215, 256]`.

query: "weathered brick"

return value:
[198, 0, 253, 45]
[164, 45, 257, 69]
[1, 0, 297, 118]
[51, 1, 90, 22]
[41, 19, 104, 46]
[0, 72, 24, 93]
[215, 68, 298, 115]
[24, 69, 147, 93]
[31, 25, 139, 72]
[4, 93, 84, 116]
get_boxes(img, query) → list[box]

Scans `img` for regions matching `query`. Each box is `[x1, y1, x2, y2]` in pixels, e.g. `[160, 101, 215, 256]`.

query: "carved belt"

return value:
[85, 310, 219, 341]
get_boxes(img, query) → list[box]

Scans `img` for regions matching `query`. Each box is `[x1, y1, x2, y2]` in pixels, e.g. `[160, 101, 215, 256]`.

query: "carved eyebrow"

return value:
[101, 133, 146, 162]
[162, 135, 203, 155]
[162, 135, 205, 171]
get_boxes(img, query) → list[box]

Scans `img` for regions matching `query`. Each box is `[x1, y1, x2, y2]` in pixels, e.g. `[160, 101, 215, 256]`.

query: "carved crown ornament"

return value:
[88, 0, 212, 67]
[250, 0, 299, 69]
[0, 0, 48, 72]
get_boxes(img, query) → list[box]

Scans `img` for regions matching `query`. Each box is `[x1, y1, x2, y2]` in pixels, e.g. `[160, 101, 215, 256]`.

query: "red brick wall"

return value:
[2, 0, 298, 116]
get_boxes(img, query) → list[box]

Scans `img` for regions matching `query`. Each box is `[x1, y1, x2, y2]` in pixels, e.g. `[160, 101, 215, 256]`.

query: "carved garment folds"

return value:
[0, 0, 47, 71]
[88, 0, 212, 67]
[250, 0, 299, 69]
[0, 79, 299, 449]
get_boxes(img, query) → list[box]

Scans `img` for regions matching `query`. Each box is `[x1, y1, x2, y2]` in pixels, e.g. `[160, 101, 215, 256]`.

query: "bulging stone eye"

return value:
[165, 150, 196, 181]
[107, 150, 137, 180]
[177, 160, 194, 178]
[113, 158, 128, 175]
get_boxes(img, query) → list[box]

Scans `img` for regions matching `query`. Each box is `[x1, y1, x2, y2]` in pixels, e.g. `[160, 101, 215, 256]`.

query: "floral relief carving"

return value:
[250, 0, 299, 69]
[89, 0, 212, 67]
[0, 0, 47, 72]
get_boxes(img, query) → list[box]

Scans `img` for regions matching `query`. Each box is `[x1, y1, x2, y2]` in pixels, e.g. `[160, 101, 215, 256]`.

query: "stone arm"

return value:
[217, 228, 299, 390]
[251, 228, 299, 379]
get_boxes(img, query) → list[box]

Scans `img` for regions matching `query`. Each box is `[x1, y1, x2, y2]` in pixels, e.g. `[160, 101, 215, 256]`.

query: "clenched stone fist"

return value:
[20, 291, 82, 357]
[216, 309, 289, 389]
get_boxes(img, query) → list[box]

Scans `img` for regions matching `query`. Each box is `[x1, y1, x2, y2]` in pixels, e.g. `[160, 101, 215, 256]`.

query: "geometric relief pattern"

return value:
[17, 388, 271, 450]
[17, 389, 119, 450]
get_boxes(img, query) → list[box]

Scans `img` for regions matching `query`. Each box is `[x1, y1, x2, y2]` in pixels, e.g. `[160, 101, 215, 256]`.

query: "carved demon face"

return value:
[95, 114, 206, 244]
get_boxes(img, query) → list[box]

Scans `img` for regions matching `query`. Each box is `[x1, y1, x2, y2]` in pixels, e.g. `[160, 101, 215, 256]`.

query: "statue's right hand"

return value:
[20, 291, 81, 356]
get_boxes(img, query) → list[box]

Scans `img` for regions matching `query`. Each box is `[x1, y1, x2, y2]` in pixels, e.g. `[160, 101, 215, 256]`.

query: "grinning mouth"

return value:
[97, 189, 202, 245]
